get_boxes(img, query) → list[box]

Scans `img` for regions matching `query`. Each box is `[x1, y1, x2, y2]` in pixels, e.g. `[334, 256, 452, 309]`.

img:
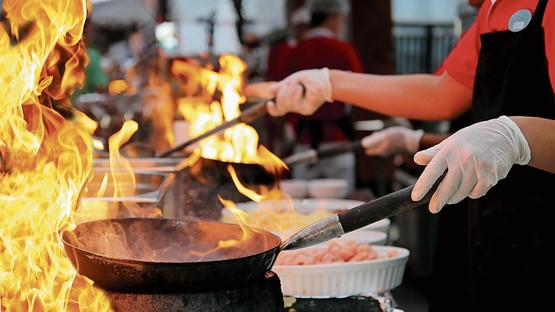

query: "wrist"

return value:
[405, 129, 424, 154]
[499, 116, 531, 165]
[320, 67, 333, 102]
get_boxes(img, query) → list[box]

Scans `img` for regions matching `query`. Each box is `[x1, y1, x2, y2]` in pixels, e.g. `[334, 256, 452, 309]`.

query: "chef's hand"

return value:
[267, 68, 332, 116]
[361, 126, 424, 157]
[243, 81, 277, 101]
[411, 116, 531, 213]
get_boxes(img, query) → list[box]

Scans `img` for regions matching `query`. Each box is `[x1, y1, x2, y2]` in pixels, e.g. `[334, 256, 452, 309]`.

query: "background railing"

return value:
[393, 22, 458, 74]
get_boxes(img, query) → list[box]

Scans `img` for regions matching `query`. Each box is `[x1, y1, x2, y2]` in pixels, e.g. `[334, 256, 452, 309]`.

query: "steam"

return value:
[66, 219, 279, 263]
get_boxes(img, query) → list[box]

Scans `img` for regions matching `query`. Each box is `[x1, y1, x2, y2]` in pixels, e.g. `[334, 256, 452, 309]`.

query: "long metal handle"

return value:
[281, 174, 445, 251]
[156, 101, 268, 158]
[338, 174, 444, 233]
[317, 140, 362, 159]
[283, 141, 363, 166]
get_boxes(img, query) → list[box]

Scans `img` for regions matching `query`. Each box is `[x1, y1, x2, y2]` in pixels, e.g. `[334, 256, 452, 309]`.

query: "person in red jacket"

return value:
[281, 0, 364, 193]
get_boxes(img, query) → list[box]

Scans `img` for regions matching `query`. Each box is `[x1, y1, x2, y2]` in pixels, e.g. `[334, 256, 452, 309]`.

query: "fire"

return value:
[107, 79, 128, 95]
[0, 0, 111, 310]
[172, 54, 291, 244]
[173, 54, 286, 167]
[85, 120, 162, 219]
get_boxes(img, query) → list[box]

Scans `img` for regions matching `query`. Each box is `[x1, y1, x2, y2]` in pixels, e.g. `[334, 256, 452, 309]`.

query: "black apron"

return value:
[468, 0, 555, 309]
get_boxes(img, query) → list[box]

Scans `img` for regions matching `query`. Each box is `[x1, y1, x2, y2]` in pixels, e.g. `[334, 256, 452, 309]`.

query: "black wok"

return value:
[61, 177, 442, 293]
[61, 218, 281, 293]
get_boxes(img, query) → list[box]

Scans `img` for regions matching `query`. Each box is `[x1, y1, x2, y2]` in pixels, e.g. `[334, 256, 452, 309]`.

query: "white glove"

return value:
[361, 126, 424, 157]
[411, 116, 531, 213]
[267, 68, 332, 116]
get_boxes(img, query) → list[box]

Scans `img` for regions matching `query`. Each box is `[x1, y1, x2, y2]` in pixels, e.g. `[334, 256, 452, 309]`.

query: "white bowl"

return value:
[279, 179, 308, 198]
[229, 199, 391, 236]
[274, 245, 409, 297]
[362, 218, 391, 233]
[307, 179, 348, 199]
[278, 229, 387, 246]
[332, 230, 387, 246]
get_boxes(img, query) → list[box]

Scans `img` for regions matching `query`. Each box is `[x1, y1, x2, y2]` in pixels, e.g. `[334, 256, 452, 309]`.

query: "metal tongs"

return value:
[156, 100, 269, 158]
[282, 140, 363, 166]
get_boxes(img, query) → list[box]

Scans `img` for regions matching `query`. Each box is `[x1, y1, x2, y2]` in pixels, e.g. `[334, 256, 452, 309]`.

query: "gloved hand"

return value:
[267, 68, 332, 116]
[361, 126, 424, 157]
[411, 116, 531, 213]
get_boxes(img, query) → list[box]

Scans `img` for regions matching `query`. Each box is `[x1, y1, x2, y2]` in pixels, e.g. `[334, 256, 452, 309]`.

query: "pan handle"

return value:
[317, 140, 362, 159]
[281, 174, 445, 251]
[339, 174, 445, 233]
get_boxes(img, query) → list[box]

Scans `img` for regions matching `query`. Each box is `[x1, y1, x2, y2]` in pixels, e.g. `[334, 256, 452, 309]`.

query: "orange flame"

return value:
[107, 79, 128, 95]
[173, 54, 287, 167]
[0, 0, 111, 310]
[172, 54, 291, 245]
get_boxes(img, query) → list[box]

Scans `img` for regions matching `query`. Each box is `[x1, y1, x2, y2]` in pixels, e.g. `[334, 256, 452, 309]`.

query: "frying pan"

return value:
[61, 177, 442, 293]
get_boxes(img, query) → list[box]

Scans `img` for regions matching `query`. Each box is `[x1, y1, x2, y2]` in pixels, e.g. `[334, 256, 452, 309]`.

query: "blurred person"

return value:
[265, 5, 310, 82]
[281, 0, 365, 193]
[249, 0, 555, 310]
[362, 2, 485, 309]
[263, 4, 311, 159]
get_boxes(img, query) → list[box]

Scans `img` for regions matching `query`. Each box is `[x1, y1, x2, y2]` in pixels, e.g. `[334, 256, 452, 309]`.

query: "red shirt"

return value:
[444, 0, 555, 91]
[283, 28, 364, 144]
[265, 40, 296, 81]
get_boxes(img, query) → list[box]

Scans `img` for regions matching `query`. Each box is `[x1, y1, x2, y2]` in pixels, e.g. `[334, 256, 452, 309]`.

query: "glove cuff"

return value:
[405, 129, 424, 154]
[498, 115, 531, 165]
[320, 67, 333, 103]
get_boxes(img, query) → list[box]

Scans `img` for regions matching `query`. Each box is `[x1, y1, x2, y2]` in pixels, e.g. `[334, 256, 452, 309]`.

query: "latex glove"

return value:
[267, 68, 332, 116]
[411, 116, 531, 213]
[361, 126, 424, 157]
[243, 81, 277, 100]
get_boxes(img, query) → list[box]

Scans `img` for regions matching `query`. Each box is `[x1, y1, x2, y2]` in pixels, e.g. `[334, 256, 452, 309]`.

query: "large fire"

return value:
[0, 0, 111, 310]
[0, 0, 293, 307]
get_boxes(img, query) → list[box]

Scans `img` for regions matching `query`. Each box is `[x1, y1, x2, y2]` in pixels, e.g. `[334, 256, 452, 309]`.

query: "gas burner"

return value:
[105, 272, 284, 312]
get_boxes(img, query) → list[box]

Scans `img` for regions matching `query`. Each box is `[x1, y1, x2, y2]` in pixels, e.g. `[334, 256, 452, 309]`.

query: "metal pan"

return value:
[61, 218, 281, 292]
[61, 177, 442, 293]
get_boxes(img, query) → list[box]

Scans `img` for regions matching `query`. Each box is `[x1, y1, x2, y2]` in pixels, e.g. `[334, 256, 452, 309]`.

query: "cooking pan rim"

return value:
[60, 217, 282, 266]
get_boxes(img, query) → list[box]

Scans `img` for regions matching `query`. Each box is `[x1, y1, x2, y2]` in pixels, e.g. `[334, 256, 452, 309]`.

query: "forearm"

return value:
[511, 116, 555, 174]
[330, 70, 472, 120]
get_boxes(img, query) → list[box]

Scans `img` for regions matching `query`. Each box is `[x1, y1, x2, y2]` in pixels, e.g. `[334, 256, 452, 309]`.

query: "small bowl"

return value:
[279, 179, 308, 198]
[308, 179, 348, 199]
[334, 230, 387, 246]
[274, 245, 409, 297]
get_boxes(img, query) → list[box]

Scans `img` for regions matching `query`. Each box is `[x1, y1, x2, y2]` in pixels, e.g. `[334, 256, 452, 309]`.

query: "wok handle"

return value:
[339, 174, 445, 233]
[317, 140, 362, 159]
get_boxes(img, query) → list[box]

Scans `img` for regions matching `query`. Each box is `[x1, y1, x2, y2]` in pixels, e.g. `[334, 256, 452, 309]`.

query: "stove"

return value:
[285, 295, 390, 312]
[106, 272, 284, 312]
[103, 272, 390, 312]
[166, 157, 276, 221]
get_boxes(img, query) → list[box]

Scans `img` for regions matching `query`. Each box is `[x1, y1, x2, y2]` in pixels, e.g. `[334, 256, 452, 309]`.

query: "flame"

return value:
[78, 120, 163, 222]
[173, 54, 293, 247]
[0, 0, 111, 310]
[217, 198, 261, 248]
[107, 79, 128, 95]
[173, 54, 287, 167]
